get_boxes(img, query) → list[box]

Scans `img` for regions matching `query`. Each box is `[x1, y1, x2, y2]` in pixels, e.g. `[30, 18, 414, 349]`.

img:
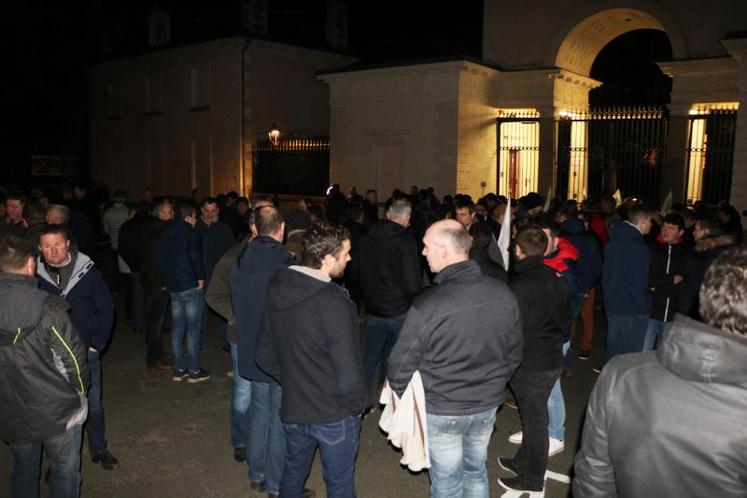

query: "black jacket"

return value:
[510, 255, 569, 373]
[118, 213, 151, 272]
[157, 219, 205, 293]
[0, 273, 89, 444]
[258, 266, 369, 423]
[574, 315, 747, 497]
[357, 220, 422, 317]
[648, 237, 688, 321]
[388, 260, 523, 415]
[141, 218, 168, 289]
[678, 234, 737, 319]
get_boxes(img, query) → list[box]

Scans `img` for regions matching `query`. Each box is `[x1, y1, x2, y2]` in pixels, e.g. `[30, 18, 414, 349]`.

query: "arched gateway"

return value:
[321, 0, 747, 212]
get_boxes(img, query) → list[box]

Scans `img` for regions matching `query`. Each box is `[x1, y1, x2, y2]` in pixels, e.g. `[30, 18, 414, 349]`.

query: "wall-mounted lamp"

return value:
[268, 124, 281, 146]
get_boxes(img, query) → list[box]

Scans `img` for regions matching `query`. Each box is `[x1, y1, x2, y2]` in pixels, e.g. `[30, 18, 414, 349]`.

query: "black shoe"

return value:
[233, 447, 246, 463]
[578, 349, 591, 360]
[187, 368, 211, 383]
[172, 369, 189, 381]
[497, 476, 544, 493]
[92, 450, 120, 470]
[497, 457, 517, 476]
[249, 481, 264, 492]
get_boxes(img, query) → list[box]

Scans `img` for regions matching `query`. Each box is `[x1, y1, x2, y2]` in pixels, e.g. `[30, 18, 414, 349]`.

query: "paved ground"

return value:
[1, 253, 606, 498]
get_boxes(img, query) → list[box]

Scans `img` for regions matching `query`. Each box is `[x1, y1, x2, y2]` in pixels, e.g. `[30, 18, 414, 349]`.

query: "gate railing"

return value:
[685, 108, 738, 205]
[252, 137, 330, 196]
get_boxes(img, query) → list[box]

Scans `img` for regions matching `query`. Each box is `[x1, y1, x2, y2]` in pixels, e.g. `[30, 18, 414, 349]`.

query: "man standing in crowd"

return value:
[601, 204, 652, 366]
[196, 197, 235, 350]
[454, 198, 478, 231]
[363, 189, 379, 224]
[118, 207, 151, 335]
[259, 223, 368, 498]
[141, 199, 174, 370]
[388, 219, 523, 498]
[158, 205, 209, 382]
[230, 206, 296, 497]
[574, 248, 747, 497]
[644, 213, 688, 350]
[36, 225, 119, 470]
[357, 199, 422, 398]
[0, 192, 26, 240]
[0, 235, 89, 498]
[498, 226, 568, 495]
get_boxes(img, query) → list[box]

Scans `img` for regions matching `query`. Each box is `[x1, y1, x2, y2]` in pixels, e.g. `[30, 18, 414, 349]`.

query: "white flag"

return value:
[497, 198, 511, 271]
[543, 188, 552, 212]
[661, 190, 673, 214]
[613, 189, 622, 206]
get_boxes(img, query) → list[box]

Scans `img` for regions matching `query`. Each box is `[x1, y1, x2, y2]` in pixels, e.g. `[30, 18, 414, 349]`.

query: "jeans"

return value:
[230, 343, 252, 450]
[643, 318, 671, 351]
[10, 424, 83, 498]
[547, 341, 570, 441]
[170, 287, 204, 373]
[603, 312, 648, 365]
[426, 408, 497, 498]
[363, 314, 406, 387]
[280, 416, 361, 498]
[248, 381, 284, 493]
[128, 272, 145, 331]
[144, 286, 169, 364]
[510, 368, 561, 488]
[86, 350, 108, 456]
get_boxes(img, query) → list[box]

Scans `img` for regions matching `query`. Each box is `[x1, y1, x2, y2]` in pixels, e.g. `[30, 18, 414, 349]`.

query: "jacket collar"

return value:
[513, 254, 545, 274]
[37, 251, 93, 297]
[0, 272, 38, 288]
[433, 259, 480, 285]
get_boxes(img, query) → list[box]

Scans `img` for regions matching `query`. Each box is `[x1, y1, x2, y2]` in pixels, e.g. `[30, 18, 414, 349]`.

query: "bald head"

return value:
[422, 219, 472, 273]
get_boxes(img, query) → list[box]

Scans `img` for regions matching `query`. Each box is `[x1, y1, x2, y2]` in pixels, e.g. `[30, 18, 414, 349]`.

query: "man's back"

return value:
[603, 221, 650, 315]
[574, 315, 747, 497]
[357, 220, 421, 317]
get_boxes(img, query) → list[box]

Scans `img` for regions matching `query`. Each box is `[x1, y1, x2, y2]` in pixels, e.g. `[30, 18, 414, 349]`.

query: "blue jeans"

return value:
[427, 408, 497, 498]
[603, 312, 648, 365]
[248, 381, 284, 493]
[10, 424, 83, 498]
[230, 343, 252, 449]
[363, 314, 406, 387]
[643, 318, 671, 351]
[170, 287, 204, 372]
[280, 416, 361, 498]
[86, 350, 107, 456]
[547, 341, 570, 440]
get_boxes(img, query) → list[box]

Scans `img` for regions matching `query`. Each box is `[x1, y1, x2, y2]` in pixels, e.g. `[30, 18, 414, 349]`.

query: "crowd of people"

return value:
[0, 181, 744, 498]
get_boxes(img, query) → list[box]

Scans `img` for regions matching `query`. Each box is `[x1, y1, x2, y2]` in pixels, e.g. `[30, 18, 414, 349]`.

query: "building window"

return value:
[145, 74, 162, 115]
[190, 67, 210, 110]
[107, 82, 123, 118]
[149, 7, 171, 47]
[496, 109, 540, 198]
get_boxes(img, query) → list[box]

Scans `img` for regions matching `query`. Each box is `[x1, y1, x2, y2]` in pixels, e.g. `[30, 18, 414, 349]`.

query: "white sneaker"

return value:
[548, 437, 565, 457]
[508, 431, 523, 444]
[507, 432, 565, 457]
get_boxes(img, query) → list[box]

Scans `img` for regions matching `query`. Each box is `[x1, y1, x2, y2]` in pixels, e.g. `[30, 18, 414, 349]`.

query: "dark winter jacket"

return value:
[357, 220, 422, 317]
[510, 255, 569, 373]
[206, 236, 250, 344]
[229, 236, 296, 382]
[678, 234, 737, 319]
[196, 219, 235, 283]
[118, 213, 151, 273]
[574, 315, 747, 498]
[141, 218, 168, 289]
[469, 246, 508, 282]
[157, 219, 205, 293]
[648, 236, 689, 321]
[37, 251, 115, 352]
[257, 266, 369, 423]
[0, 273, 89, 444]
[560, 217, 602, 293]
[388, 260, 523, 415]
[602, 221, 651, 315]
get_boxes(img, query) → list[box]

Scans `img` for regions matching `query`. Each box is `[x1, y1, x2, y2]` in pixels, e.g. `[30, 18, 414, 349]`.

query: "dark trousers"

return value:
[144, 286, 169, 364]
[363, 314, 406, 388]
[86, 350, 107, 456]
[510, 368, 561, 488]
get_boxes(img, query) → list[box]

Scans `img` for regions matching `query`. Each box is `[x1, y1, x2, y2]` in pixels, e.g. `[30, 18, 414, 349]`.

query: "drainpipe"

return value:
[240, 37, 251, 196]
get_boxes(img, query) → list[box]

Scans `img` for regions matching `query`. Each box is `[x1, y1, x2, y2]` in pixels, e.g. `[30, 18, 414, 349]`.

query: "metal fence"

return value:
[496, 110, 541, 199]
[252, 137, 330, 196]
[556, 106, 668, 206]
[685, 108, 738, 205]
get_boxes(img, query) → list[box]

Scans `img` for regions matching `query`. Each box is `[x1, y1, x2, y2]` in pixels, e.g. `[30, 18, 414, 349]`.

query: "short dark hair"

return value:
[236, 196, 249, 205]
[301, 223, 350, 269]
[6, 191, 26, 204]
[256, 206, 284, 236]
[23, 200, 46, 225]
[0, 236, 35, 272]
[202, 197, 218, 207]
[39, 224, 70, 241]
[699, 248, 746, 336]
[179, 205, 197, 220]
[515, 226, 548, 256]
[662, 213, 685, 230]
[627, 204, 651, 225]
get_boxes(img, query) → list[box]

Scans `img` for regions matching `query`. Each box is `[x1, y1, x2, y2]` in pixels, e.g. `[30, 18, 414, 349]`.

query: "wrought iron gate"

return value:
[252, 137, 330, 195]
[556, 106, 668, 206]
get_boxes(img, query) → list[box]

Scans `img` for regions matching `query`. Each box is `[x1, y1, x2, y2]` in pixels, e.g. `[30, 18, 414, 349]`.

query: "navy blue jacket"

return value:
[602, 221, 651, 315]
[229, 236, 296, 382]
[196, 219, 235, 283]
[560, 218, 602, 293]
[157, 220, 205, 293]
[37, 252, 115, 351]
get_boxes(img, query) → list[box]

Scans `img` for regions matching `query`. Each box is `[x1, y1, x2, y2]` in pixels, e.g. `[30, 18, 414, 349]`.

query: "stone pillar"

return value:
[537, 107, 556, 197]
[663, 104, 690, 205]
[723, 38, 747, 215]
